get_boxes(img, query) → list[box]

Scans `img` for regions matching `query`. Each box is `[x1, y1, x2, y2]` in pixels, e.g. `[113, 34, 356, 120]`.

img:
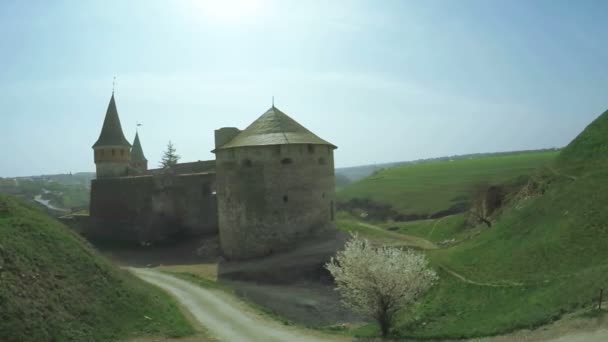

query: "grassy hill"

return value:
[558, 109, 608, 169]
[336, 149, 559, 182]
[0, 194, 193, 341]
[385, 109, 608, 338]
[337, 150, 559, 217]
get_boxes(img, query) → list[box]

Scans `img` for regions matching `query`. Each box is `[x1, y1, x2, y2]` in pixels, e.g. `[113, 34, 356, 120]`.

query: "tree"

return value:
[160, 141, 180, 169]
[326, 234, 438, 338]
[469, 183, 505, 227]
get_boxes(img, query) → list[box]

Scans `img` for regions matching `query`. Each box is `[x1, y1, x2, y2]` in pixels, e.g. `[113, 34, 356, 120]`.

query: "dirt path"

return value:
[547, 166, 578, 181]
[427, 216, 447, 240]
[355, 221, 526, 287]
[437, 265, 524, 287]
[356, 222, 438, 250]
[34, 192, 69, 213]
[130, 268, 347, 342]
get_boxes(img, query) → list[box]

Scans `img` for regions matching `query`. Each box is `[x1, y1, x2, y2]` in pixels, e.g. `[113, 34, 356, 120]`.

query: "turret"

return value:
[130, 131, 148, 172]
[213, 105, 337, 260]
[92, 93, 132, 178]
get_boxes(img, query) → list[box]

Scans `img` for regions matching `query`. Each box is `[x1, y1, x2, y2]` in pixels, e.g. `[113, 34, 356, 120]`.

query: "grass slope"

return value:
[558, 109, 608, 168]
[0, 194, 193, 342]
[337, 150, 558, 216]
[392, 109, 608, 338]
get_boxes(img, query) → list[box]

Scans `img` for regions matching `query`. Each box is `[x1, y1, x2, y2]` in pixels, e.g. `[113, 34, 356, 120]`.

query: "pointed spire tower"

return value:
[92, 93, 132, 178]
[130, 131, 148, 172]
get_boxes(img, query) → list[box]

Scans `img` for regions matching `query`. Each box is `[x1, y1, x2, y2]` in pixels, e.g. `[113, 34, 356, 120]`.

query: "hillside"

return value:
[337, 150, 558, 218]
[391, 109, 608, 338]
[558, 109, 608, 169]
[0, 194, 193, 341]
[335, 149, 559, 182]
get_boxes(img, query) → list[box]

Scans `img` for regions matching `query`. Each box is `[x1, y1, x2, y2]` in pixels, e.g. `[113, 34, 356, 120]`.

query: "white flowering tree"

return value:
[326, 234, 438, 338]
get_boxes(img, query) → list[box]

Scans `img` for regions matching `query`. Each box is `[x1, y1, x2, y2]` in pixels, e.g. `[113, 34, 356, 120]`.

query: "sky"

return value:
[1, 0, 608, 177]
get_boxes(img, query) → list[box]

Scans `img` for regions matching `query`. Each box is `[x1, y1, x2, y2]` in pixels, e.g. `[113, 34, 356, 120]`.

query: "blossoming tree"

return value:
[326, 234, 438, 338]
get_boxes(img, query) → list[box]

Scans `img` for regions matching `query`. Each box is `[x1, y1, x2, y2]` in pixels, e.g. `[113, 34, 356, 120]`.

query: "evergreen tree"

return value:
[160, 141, 180, 168]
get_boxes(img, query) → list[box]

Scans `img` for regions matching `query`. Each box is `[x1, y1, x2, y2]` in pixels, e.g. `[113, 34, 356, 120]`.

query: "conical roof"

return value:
[131, 132, 147, 162]
[216, 106, 336, 150]
[92, 94, 132, 148]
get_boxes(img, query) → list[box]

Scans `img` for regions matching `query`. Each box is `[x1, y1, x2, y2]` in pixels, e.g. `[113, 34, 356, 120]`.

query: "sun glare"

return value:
[192, 0, 266, 23]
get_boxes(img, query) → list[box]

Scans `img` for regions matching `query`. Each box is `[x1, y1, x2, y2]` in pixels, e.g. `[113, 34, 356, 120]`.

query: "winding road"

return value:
[130, 268, 346, 342]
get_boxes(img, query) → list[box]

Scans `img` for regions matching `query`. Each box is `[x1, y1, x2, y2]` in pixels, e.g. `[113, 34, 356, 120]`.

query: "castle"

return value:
[88, 93, 337, 260]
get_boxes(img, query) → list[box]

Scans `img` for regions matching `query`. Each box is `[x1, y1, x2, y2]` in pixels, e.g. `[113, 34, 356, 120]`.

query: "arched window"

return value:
[281, 158, 293, 165]
[307, 144, 315, 154]
[318, 157, 326, 165]
[242, 159, 252, 167]
[283, 195, 289, 203]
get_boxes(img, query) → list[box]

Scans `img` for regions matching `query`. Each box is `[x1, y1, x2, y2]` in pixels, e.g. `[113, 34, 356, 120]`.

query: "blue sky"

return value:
[1, 0, 607, 177]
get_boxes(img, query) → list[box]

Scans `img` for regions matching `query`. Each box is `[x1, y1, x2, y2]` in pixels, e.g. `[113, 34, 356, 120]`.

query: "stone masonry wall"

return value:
[216, 143, 336, 260]
[88, 172, 218, 242]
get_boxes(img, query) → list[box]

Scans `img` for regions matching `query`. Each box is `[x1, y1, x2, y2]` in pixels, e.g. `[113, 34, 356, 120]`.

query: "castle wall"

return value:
[215, 143, 336, 260]
[148, 160, 216, 175]
[88, 172, 218, 242]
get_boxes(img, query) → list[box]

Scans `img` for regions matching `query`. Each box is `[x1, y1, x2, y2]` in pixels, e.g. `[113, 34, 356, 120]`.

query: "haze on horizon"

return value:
[1, 0, 607, 177]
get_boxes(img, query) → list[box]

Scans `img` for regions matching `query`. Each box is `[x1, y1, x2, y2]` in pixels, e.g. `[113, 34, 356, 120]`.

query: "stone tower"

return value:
[213, 106, 337, 260]
[92, 93, 132, 178]
[130, 132, 148, 172]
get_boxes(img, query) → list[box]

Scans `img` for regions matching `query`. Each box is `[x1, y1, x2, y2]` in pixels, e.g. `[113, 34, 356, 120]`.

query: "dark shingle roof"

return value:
[130, 132, 147, 162]
[92, 94, 132, 148]
[216, 106, 336, 150]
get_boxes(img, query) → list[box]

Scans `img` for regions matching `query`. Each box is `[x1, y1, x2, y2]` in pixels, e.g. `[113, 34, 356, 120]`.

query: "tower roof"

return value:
[92, 94, 132, 148]
[131, 132, 147, 162]
[216, 106, 336, 150]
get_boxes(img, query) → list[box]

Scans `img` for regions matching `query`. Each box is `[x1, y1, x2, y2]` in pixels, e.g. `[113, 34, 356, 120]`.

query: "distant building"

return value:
[87, 93, 337, 260]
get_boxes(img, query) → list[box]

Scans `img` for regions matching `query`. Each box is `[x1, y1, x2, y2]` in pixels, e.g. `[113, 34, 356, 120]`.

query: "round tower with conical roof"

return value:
[213, 106, 337, 260]
[92, 93, 132, 178]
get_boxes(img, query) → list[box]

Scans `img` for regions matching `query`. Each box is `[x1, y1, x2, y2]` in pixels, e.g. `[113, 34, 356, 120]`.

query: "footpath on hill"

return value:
[130, 268, 348, 342]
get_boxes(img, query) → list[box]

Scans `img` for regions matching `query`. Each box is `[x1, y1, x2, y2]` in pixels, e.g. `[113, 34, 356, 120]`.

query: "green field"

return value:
[339, 110, 608, 339]
[337, 150, 559, 216]
[0, 194, 194, 341]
